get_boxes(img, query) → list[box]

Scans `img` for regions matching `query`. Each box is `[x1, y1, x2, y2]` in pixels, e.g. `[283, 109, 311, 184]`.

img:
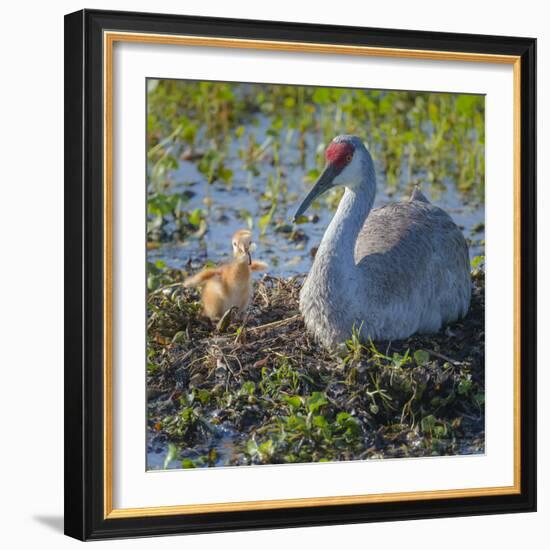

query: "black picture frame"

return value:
[64, 8, 537, 541]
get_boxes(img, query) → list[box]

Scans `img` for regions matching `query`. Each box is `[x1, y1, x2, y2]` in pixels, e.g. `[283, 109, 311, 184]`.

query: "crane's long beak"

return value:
[293, 164, 338, 222]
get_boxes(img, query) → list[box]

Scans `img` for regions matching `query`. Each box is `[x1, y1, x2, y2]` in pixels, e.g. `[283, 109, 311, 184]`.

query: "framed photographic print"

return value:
[64, 9, 536, 540]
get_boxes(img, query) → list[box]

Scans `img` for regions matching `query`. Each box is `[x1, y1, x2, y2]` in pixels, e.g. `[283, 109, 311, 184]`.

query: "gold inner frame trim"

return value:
[103, 30, 522, 520]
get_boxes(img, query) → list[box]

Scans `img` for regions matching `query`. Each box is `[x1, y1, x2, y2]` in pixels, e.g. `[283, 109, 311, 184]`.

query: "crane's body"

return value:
[295, 135, 471, 349]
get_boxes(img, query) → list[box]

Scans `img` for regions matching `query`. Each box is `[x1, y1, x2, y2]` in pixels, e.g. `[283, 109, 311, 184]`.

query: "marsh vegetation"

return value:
[146, 79, 486, 469]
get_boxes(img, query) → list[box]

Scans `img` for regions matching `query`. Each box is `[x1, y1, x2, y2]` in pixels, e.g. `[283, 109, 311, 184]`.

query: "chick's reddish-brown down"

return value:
[183, 230, 268, 320]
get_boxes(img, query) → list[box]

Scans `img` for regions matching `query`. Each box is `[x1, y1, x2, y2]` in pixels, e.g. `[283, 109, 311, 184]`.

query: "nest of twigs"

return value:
[147, 270, 485, 469]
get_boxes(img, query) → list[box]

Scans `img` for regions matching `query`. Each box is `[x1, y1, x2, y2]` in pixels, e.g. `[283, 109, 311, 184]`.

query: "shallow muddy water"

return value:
[147, 118, 485, 278]
[147, 426, 484, 471]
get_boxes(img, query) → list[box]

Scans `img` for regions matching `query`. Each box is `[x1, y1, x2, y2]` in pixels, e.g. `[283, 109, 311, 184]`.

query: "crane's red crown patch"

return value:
[325, 141, 355, 171]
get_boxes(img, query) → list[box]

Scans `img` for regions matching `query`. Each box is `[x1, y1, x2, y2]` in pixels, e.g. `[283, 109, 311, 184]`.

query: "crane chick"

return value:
[183, 230, 268, 321]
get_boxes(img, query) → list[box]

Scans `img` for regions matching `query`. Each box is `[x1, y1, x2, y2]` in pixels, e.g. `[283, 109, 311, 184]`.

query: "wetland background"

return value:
[146, 79, 486, 470]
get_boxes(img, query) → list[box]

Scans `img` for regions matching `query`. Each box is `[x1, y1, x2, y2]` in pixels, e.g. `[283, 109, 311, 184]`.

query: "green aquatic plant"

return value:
[146, 270, 485, 468]
[146, 81, 485, 241]
[343, 322, 366, 365]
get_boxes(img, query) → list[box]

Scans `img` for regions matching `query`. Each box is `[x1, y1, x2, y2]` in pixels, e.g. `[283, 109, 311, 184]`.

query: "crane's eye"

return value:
[346, 154, 353, 163]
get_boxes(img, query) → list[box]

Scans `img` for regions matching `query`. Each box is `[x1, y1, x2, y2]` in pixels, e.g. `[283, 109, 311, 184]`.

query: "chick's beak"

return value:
[238, 244, 252, 265]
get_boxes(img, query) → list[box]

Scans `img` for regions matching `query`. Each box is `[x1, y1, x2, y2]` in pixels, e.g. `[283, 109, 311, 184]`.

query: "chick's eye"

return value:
[346, 154, 353, 163]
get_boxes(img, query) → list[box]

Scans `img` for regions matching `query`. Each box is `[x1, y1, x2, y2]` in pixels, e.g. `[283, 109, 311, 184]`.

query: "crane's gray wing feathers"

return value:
[409, 186, 430, 203]
[355, 199, 471, 333]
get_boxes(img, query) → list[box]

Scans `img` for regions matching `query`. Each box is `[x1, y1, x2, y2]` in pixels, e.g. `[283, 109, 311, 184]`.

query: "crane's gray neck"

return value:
[316, 182, 375, 268]
[301, 155, 376, 345]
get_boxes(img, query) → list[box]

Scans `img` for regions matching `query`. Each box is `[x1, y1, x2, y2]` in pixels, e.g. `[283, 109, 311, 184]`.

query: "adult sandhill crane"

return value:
[294, 135, 471, 349]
